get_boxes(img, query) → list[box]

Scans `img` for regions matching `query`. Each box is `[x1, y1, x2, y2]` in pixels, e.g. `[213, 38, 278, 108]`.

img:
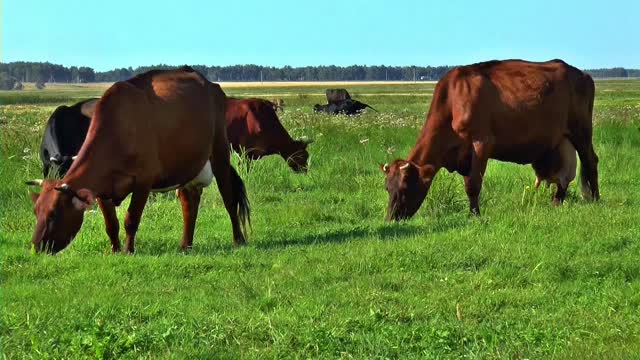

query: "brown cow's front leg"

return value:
[123, 189, 151, 254]
[464, 141, 490, 215]
[98, 198, 121, 253]
[177, 187, 203, 250]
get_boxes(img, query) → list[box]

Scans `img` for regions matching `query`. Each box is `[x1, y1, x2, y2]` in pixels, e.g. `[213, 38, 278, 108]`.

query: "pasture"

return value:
[1, 80, 640, 358]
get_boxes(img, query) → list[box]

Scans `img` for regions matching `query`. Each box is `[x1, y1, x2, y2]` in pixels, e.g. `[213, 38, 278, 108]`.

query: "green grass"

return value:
[2, 80, 640, 358]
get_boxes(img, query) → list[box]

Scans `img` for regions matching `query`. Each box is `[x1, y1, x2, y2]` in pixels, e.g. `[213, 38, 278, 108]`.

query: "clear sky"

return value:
[2, 0, 638, 71]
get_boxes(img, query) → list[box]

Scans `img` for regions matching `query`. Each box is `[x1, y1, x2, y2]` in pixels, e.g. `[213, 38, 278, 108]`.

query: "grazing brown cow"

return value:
[381, 59, 599, 220]
[26, 67, 250, 253]
[226, 97, 312, 172]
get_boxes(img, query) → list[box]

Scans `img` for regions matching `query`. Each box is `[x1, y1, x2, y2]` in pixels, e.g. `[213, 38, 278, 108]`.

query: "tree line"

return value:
[101, 64, 458, 82]
[1, 62, 639, 88]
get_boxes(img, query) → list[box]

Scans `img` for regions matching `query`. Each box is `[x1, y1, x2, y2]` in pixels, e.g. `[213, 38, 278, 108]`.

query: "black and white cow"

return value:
[40, 98, 98, 177]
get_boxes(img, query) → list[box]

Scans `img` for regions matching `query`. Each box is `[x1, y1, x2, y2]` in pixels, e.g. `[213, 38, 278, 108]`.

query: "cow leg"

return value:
[123, 189, 151, 254]
[463, 141, 490, 215]
[211, 152, 247, 247]
[553, 183, 569, 206]
[98, 198, 121, 253]
[568, 125, 599, 201]
[177, 186, 202, 250]
[573, 141, 600, 201]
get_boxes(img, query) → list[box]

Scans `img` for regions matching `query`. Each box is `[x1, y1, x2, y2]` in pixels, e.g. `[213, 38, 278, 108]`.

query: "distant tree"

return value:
[77, 67, 95, 82]
[69, 66, 80, 83]
[0, 72, 17, 90]
[0, 61, 638, 83]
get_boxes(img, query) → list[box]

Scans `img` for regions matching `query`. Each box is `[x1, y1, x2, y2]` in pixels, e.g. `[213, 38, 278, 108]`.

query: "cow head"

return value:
[285, 138, 314, 173]
[380, 160, 436, 221]
[25, 180, 95, 253]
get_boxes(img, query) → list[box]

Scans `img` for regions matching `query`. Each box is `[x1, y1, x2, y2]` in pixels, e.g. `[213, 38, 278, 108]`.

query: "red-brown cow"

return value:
[26, 67, 250, 253]
[381, 59, 599, 220]
[225, 97, 312, 172]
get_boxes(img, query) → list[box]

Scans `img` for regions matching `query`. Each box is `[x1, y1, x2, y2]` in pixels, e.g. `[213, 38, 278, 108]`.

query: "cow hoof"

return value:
[233, 239, 247, 248]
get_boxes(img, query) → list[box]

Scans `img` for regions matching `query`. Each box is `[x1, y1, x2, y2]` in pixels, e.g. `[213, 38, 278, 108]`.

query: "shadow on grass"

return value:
[252, 224, 423, 250]
[246, 218, 465, 252]
[70, 217, 469, 256]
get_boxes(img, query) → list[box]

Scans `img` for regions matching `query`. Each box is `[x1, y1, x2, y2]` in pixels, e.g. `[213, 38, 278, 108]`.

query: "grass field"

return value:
[1, 80, 640, 358]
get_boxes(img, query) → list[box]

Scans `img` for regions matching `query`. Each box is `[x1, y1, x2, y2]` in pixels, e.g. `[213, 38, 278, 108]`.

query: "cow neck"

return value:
[61, 140, 114, 198]
[407, 122, 443, 171]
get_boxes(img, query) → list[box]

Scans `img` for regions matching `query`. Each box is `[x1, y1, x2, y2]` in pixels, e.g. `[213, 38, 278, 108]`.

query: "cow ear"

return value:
[417, 164, 436, 183]
[72, 188, 95, 210]
[30, 192, 40, 203]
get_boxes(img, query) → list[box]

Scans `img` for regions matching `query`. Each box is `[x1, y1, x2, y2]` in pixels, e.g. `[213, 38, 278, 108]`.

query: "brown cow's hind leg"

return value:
[177, 187, 203, 250]
[98, 198, 121, 253]
[212, 153, 248, 247]
[579, 144, 599, 201]
[123, 189, 151, 254]
[569, 134, 600, 201]
[553, 184, 568, 206]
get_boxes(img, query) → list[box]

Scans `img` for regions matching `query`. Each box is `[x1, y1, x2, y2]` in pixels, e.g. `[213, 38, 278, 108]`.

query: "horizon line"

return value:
[2, 60, 638, 72]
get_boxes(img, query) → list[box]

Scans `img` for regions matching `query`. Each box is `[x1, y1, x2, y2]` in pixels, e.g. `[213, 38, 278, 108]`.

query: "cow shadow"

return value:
[153, 218, 466, 256]
[253, 224, 419, 251]
[254, 218, 471, 251]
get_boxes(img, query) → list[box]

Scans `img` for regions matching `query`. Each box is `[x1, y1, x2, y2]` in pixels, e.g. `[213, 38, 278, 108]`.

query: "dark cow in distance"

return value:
[226, 97, 312, 172]
[381, 59, 599, 221]
[325, 88, 351, 103]
[40, 98, 98, 177]
[313, 98, 377, 115]
[26, 67, 250, 253]
[315, 88, 377, 115]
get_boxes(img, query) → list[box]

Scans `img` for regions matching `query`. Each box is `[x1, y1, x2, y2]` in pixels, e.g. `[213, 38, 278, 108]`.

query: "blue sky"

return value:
[2, 0, 638, 71]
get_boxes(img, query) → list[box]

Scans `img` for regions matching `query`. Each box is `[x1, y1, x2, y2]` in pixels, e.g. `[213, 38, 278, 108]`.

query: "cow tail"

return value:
[230, 165, 251, 237]
[579, 73, 597, 200]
